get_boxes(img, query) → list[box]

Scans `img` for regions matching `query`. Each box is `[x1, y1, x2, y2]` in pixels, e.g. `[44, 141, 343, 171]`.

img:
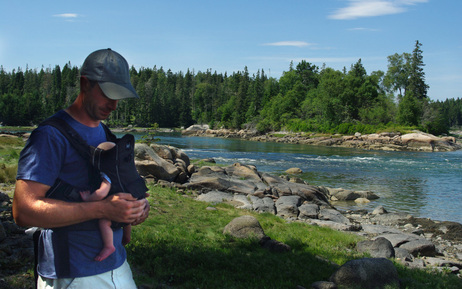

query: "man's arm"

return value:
[13, 179, 147, 228]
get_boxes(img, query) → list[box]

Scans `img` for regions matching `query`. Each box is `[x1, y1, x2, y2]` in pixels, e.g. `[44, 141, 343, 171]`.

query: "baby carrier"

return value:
[40, 116, 148, 211]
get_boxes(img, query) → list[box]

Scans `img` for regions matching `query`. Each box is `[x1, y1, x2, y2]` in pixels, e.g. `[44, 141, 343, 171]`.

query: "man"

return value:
[13, 48, 149, 288]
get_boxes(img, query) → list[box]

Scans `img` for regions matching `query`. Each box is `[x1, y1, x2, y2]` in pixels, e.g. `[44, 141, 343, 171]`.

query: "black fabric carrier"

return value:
[40, 117, 148, 230]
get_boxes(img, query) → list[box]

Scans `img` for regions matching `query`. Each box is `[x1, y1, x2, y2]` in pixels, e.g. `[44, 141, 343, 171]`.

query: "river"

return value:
[130, 132, 462, 224]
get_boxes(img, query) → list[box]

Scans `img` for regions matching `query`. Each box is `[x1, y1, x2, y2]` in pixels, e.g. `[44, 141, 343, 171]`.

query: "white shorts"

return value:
[37, 260, 137, 289]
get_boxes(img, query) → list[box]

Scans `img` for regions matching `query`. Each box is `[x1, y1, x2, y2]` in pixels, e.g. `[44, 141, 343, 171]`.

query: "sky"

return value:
[0, 0, 460, 101]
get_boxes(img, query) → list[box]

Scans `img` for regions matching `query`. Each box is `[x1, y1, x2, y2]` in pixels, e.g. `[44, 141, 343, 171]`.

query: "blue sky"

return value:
[1, 0, 460, 101]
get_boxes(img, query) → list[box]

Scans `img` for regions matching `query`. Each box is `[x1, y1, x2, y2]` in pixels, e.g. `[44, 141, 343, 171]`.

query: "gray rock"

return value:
[372, 205, 388, 215]
[329, 258, 399, 289]
[356, 237, 395, 258]
[285, 167, 302, 174]
[394, 247, 413, 261]
[275, 195, 302, 218]
[223, 215, 266, 240]
[309, 220, 361, 232]
[318, 208, 351, 225]
[361, 224, 403, 235]
[376, 233, 420, 247]
[311, 281, 338, 289]
[135, 143, 180, 182]
[233, 194, 253, 210]
[298, 203, 319, 219]
[400, 239, 436, 257]
[370, 212, 412, 226]
[249, 196, 276, 214]
[196, 190, 233, 205]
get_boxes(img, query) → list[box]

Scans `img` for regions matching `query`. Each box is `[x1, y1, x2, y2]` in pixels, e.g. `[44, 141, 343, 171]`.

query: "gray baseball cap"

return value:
[80, 48, 139, 100]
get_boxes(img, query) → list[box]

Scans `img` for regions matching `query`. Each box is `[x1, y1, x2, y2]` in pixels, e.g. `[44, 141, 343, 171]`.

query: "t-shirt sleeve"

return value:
[16, 125, 67, 187]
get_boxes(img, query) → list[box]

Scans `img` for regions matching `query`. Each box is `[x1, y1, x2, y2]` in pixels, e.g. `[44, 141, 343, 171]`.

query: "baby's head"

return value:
[97, 142, 116, 151]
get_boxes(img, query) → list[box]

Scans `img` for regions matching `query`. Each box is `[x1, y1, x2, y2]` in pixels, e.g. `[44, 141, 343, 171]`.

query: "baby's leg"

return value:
[95, 218, 115, 262]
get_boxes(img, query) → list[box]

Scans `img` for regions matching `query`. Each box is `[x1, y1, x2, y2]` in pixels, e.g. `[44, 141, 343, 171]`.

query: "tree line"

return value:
[1, 40, 461, 135]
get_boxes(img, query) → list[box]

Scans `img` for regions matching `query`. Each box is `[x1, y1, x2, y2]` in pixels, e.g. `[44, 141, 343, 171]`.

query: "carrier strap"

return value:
[40, 117, 116, 161]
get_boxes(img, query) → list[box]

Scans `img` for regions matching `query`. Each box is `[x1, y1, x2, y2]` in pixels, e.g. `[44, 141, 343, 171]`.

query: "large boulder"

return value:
[356, 237, 395, 259]
[135, 143, 180, 182]
[329, 258, 399, 289]
[223, 215, 266, 240]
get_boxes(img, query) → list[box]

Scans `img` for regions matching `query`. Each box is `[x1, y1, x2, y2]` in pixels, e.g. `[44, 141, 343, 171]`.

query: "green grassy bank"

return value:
[125, 185, 461, 289]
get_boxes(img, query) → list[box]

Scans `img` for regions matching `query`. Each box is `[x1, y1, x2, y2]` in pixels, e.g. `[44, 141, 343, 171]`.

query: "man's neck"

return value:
[65, 100, 100, 128]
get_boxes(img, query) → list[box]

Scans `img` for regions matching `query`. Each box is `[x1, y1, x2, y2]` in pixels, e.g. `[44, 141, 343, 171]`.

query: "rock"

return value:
[196, 190, 233, 205]
[223, 215, 266, 240]
[372, 206, 388, 215]
[376, 233, 436, 257]
[400, 239, 436, 257]
[394, 247, 413, 261]
[298, 203, 320, 219]
[285, 167, 303, 174]
[361, 224, 403, 235]
[370, 212, 412, 226]
[354, 197, 370, 203]
[187, 164, 196, 175]
[318, 208, 351, 225]
[309, 220, 361, 232]
[275, 195, 302, 218]
[135, 143, 180, 182]
[233, 194, 253, 210]
[328, 188, 379, 202]
[329, 258, 399, 289]
[356, 237, 395, 258]
[311, 281, 338, 289]
[201, 158, 216, 163]
[249, 196, 276, 214]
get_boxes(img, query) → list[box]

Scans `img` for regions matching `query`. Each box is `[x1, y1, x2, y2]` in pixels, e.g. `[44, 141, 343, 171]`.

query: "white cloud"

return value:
[263, 41, 314, 47]
[53, 13, 79, 18]
[348, 27, 379, 31]
[329, 0, 428, 20]
[53, 13, 81, 22]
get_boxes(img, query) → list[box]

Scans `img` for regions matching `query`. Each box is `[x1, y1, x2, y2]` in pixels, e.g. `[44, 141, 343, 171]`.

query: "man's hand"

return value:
[132, 193, 150, 226]
[103, 193, 149, 224]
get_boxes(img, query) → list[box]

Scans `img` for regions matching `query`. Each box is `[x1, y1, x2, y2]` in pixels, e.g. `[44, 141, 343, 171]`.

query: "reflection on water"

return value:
[126, 132, 462, 223]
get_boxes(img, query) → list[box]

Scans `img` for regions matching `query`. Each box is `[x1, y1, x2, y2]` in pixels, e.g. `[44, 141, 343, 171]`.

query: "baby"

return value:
[79, 142, 131, 262]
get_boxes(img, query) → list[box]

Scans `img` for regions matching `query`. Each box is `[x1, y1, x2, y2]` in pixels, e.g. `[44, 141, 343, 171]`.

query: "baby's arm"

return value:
[80, 175, 111, 202]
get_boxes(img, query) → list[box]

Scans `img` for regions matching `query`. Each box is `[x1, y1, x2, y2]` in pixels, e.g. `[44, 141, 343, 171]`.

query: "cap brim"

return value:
[99, 81, 140, 100]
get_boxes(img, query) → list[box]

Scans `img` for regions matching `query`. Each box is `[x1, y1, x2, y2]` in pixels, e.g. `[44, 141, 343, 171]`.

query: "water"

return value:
[130, 132, 462, 224]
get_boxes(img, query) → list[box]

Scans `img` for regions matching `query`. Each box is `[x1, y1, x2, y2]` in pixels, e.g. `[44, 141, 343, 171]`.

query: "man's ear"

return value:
[80, 76, 92, 92]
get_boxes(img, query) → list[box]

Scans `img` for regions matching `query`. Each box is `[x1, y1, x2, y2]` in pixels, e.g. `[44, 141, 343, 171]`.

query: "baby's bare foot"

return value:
[94, 246, 116, 262]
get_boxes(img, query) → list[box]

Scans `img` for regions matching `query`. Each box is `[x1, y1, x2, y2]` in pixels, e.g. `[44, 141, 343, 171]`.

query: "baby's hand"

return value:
[79, 190, 91, 201]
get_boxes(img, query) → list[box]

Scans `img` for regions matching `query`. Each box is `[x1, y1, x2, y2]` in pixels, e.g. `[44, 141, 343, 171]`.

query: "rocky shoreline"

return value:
[132, 143, 462, 281]
[182, 125, 462, 152]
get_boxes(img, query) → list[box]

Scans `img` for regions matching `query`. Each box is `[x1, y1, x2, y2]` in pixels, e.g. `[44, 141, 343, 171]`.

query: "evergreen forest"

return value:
[1, 41, 461, 136]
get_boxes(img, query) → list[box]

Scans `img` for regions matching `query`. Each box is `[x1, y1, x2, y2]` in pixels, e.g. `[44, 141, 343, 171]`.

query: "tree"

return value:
[408, 40, 429, 100]
[384, 53, 410, 97]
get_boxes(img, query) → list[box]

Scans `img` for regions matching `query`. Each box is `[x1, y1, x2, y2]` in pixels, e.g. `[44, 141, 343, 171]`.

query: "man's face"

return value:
[83, 81, 119, 121]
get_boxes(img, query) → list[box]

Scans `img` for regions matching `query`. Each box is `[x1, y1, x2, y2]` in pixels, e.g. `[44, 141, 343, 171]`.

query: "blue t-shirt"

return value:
[16, 110, 126, 278]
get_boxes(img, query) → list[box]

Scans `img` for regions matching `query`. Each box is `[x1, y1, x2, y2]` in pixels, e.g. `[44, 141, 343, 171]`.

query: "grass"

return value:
[0, 135, 25, 183]
[126, 185, 462, 289]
